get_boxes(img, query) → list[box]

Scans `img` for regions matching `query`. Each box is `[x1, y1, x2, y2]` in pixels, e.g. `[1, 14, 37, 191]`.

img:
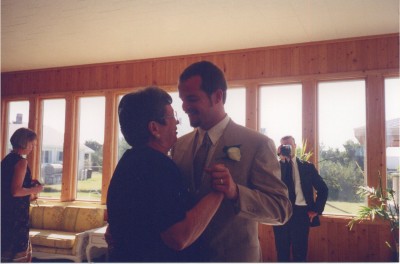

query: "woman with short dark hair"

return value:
[107, 87, 223, 262]
[1, 127, 44, 262]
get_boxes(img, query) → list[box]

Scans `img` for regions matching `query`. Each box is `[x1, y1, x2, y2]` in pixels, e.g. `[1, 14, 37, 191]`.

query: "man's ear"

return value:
[213, 89, 224, 104]
[148, 121, 160, 138]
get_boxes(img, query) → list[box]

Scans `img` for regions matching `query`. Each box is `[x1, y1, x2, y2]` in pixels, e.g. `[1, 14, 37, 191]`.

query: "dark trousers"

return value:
[273, 205, 310, 262]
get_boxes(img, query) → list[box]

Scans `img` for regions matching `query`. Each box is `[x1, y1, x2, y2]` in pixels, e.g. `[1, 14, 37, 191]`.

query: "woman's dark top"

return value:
[1, 152, 32, 256]
[106, 146, 197, 262]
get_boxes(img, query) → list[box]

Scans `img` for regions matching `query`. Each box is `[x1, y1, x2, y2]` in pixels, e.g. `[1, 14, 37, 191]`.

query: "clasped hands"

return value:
[204, 163, 238, 200]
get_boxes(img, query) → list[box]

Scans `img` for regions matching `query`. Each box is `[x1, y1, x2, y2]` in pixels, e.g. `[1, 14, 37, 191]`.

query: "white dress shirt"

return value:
[292, 158, 307, 206]
[195, 114, 230, 167]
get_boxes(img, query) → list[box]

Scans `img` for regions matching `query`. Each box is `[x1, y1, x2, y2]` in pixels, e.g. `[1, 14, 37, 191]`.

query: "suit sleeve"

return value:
[309, 164, 329, 214]
[235, 137, 292, 225]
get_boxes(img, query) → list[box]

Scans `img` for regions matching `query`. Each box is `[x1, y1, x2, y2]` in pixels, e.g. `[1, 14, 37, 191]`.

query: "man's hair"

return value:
[118, 86, 172, 147]
[10, 127, 37, 149]
[179, 61, 228, 103]
[281, 135, 295, 144]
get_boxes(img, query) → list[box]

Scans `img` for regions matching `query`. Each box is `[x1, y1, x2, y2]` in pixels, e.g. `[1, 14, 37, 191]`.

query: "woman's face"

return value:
[157, 104, 179, 150]
[22, 139, 37, 156]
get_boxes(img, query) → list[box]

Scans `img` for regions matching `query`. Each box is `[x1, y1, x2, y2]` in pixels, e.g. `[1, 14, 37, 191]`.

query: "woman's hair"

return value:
[118, 86, 172, 147]
[10, 127, 37, 149]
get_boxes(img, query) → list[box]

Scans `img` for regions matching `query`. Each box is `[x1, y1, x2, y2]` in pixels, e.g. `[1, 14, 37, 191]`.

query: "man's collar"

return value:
[197, 114, 230, 145]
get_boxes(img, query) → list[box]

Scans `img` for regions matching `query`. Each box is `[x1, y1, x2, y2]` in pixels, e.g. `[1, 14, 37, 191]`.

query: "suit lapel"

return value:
[209, 120, 240, 172]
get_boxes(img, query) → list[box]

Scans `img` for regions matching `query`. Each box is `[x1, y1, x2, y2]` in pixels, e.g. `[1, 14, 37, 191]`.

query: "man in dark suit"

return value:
[273, 135, 328, 262]
[172, 61, 292, 261]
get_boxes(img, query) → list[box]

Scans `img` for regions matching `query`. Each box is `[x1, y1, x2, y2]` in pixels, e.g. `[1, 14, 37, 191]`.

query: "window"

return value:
[39, 99, 66, 199]
[318, 80, 366, 215]
[117, 95, 129, 161]
[42, 150, 51, 163]
[57, 151, 63, 162]
[385, 77, 400, 201]
[6, 101, 30, 153]
[76, 97, 105, 201]
[225, 87, 246, 126]
[259, 84, 302, 149]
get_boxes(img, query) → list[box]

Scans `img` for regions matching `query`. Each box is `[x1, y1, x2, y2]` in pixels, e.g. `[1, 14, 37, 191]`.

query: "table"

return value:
[86, 225, 108, 262]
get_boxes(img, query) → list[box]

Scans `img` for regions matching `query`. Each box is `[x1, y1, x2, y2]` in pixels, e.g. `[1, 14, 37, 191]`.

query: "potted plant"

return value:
[348, 172, 399, 261]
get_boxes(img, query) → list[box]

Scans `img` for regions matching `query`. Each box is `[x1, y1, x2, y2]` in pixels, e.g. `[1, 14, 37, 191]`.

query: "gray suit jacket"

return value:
[172, 119, 292, 262]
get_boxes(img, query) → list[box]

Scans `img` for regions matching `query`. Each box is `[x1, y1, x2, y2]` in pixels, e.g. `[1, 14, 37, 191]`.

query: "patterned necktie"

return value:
[193, 132, 211, 190]
[285, 160, 296, 205]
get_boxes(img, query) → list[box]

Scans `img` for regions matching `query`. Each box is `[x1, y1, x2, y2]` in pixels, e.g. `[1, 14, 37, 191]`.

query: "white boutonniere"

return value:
[223, 145, 241, 161]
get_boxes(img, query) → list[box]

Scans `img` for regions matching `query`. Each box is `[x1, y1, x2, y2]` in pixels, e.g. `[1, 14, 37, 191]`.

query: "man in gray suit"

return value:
[172, 61, 292, 262]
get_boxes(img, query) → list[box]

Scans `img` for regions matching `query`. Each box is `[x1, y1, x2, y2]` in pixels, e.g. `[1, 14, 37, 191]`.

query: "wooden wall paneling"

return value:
[326, 42, 342, 74]
[260, 216, 394, 262]
[258, 223, 276, 262]
[111, 64, 121, 90]
[44, 69, 56, 93]
[61, 95, 78, 201]
[317, 44, 328, 74]
[29, 71, 41, 93]
[364, 38, 379, 70]
[88, 66, 102, 90]
[99, 65, 112, 90]
[152, 60, 166, 86]
[60, 68, 71, 92]
[165, 58, 186, 87]
[77, 67, 91, 91]
[290, 46, 301, 76]
[309, 218, 329, 261]
[377, 222, 396, 261]
[386, 35, 400, 69]
[53, 69, 62, 92]
[2, 34, 398, 97]
[377, 37, 390, 69]
[357, 223, 370, 260]
[367, 224, 379, 260]
[223, 52, 247, 81]
[270, 48, 281, 77]
[365, 74, 386, 192]
[248, 50, 266, 79]
[261, 49, 274, 78]
[355, 39, 371, 71]
[121, 63, 135, 89]
[278, 47, 292, 77]
[345, 220, 358, 261]
[132, 60, 153, 87]
[336, 221, 350, 261]
[101, 92, 117, 204]
[326, 219, 339, 260]
[299, 45, 315, 76]
[343, 41, 357, 72]
[309, 44, 325, 74]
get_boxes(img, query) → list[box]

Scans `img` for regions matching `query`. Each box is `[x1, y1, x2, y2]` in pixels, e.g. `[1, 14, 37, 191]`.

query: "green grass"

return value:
[39, 171, 102, 200]
[324, 200, 364, 215]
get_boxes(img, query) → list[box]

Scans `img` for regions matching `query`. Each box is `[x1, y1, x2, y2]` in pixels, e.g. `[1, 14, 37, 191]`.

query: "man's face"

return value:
[178, 75, 218, 130]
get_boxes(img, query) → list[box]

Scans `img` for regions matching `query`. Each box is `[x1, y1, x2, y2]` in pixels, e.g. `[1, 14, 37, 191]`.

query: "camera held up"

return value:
[279, 145, 292, 157]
